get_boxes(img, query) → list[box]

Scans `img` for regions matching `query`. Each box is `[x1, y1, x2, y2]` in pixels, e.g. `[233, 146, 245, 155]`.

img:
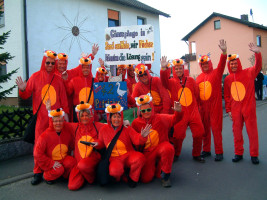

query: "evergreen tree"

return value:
[0, 30, 17, 100]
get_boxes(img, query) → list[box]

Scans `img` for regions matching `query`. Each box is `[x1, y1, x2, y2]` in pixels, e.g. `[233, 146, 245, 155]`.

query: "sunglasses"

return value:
[138, 73, 147, 77]
[140, 108, 152, 113]
[46, 62, 55, 65]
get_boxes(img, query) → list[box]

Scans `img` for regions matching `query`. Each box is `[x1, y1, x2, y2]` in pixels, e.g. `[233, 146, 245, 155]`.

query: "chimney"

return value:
[241, 14, 249, 21]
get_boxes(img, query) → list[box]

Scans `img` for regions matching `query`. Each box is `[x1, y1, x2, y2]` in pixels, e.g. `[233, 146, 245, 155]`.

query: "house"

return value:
[182, 12, 267, 79]
[0, 0, 170, 105]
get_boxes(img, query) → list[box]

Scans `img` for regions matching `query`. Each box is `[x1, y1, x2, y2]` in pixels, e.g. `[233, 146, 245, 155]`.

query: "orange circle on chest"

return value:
[199, 81, 212, 101]
[79, 87, 94, 105]
[231, 81, 246, 101]
[41, 84, 57, 106]
[178, 87, 192, 106]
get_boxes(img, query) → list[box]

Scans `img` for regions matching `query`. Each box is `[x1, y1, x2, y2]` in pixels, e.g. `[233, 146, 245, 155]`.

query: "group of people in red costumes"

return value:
[15, 39, 262, 189]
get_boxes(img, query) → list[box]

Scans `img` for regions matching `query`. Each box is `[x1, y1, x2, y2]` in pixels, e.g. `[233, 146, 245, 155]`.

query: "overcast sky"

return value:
[139, 0, 267, 59]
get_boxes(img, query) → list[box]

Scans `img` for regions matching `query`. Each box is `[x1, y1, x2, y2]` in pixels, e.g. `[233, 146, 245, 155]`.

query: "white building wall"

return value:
[26, 0, 161, 78]
[0, 0, 25, 98]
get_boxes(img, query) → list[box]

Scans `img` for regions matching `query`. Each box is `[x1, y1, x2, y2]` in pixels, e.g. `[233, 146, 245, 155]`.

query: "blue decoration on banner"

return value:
[93, 82, 128, 110]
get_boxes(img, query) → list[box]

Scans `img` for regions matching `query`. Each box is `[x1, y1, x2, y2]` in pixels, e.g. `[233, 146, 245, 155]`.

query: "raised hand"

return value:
[141, 124, 153, 137]
[98, 58, 104, 66]
[160, 56, 168, 70]
[15, 76, 27, 92]
[218, 39, 227, 54]
[61, 71, 68, 80]
[228, 112, 232, 121]
[248, 43, 260, 53]
[172, 101, 182, 112]
[92, 44, 99, 56]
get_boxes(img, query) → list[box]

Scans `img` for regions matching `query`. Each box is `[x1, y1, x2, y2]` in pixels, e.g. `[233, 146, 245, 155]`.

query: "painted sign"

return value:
[93, 82, 128, 110]
[105, 25, 154, 65]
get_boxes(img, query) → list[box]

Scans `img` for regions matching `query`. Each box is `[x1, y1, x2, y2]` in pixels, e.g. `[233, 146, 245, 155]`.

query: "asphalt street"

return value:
[1, 102, 267, 200]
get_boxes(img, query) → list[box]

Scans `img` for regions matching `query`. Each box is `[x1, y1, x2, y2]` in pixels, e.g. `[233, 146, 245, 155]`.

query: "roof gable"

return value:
[182, 12, 267, 41]
[108, 0, 170, 18]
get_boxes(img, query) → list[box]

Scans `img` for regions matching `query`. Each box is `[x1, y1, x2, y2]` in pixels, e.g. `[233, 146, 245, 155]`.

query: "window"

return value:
[0, 0, 4, 27]
[256, 35, 261, 47]
[191, 42, 196, 54]
[0, 64, 6, 76]
[214, 20, 221, 30]
[108, 9, 120, 27]
[137, 17, 146, 25]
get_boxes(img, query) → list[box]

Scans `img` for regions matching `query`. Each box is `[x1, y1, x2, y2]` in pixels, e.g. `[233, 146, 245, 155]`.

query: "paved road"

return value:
[1, 103, 267, 200]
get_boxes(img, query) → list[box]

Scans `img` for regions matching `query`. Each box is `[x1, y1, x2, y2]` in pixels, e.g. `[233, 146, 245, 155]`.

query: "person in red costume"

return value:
[98, 103, 151, 187]
[160, 57, 205, 163]
[16, 50, 69, 185]
[68, 102, 105, 190]
[131, 93, 182, 187]
[125, 64, 137, 108]
[95, 58, 108, 82]
[196, 39, 227, 161]
[65, 56, 98, 122]
[34, 109, 75, 185]
[224, 43, 262, 164]
[117, 64, 127, 81]
[132, 63, 171, 114]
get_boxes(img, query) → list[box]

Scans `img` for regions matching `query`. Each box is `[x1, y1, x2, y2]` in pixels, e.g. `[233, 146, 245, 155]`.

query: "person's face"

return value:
[111, 113, 122, 127]
[80, 111, 92, 125]
[57, 60, 67, 73]
[140, 104, 152, 119]
[174, 65, 184, 78]
[230, 60, 238, 72]
[45, 57, 55, 73]
[117, 67, 123, 76]
[201, 62, 209, 73]
[128, 68, 135, 77]
[97, 73, 105, 82]
[138, 72, 149, 85]
[82, 65, 91, 77]
[52, 116, 64, 132]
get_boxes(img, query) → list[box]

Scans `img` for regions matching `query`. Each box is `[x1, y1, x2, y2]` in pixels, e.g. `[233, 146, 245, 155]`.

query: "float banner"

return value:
[93, 82, 128, 110]
[105, 25, 154, 65]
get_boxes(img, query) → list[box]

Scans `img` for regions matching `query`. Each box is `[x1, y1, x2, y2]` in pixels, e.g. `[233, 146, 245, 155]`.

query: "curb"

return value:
[0, 172, 33, 187]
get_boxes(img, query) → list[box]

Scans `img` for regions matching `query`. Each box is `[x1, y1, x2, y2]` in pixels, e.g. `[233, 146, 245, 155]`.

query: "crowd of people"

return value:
[15, 40, 262, 189]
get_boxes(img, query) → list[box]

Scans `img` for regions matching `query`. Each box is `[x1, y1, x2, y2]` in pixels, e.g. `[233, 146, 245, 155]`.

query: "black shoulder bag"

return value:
[23, 75, 55, 144]
[97, 126, 124, 186]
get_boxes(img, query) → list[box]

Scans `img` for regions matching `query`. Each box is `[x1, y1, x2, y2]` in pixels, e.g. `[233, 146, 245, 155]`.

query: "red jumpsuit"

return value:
[131, 103, 183, 183]
[160, 68, 204, 157]
[224, 53, 262, 157]
[196, 54, 227, 155]
[132, 70, 171, 114]
[19, 55, 69, 174]
[98, 112, 147, 182]
[126, 69, 137, 108]
[34, 121, 75, 181]
[68, 116, 104, 190]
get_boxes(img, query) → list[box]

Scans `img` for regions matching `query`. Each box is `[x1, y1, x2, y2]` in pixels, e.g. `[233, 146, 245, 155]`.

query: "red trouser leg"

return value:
[232, 111, 244, 156]
[62, 156, 76, 179]
[201, 110, 212, 153]
[210, 109, 223, 154]
[109, 156, 125, 182]
[244, 114, 259, 157]
[43, 165, 64, 181]
[189, 112, 205, 157]
[68, 166, 84, 191]
[125, 151, 145, 182]
[77, 152, 101, 184]
[141, 142, 174, 183]
[172, 119, 187, 156]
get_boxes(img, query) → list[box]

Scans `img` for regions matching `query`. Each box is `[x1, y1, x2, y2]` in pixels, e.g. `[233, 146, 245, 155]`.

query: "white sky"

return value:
[139, 0, 267, 59]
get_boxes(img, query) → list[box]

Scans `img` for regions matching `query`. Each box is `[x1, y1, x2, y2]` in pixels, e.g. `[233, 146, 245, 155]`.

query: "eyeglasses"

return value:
[46, 62, 55, 65]
[138, 73, 147, 77]
[140, 108, 152, 113]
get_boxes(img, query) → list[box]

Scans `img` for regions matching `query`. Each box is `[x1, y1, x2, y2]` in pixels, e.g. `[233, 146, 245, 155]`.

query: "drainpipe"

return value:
[23, 0, 29, 80]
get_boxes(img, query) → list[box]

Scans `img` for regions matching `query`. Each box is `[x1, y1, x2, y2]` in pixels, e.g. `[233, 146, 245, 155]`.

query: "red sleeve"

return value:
[67, 66, 81, 80]
[132, 82, 141, 99]
[65, 78, 74, 96]
[34, 134, 55, 171]
[224, 76, 231, 113]
[159, 111, 183, 128]
[154, 77, 171, 114]
[19, 74, 35, 100]
[58, 79, 69, 114]
[160, 68, 171, 90]
[97, 126, 106, 149]
[128, 126, 147, 146]
[249, 52, 262, 79]
[193, 78, 201, 107]
[217, 54, 227, 76]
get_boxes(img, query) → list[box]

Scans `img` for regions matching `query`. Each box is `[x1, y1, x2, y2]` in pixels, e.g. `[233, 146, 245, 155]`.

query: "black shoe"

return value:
[193, 156, 205, 163]
[232, 155, 243, 162]
[173, 155, 179, 162]
[128, 177, 137, 188]
[161, 178, 172, 188]
[201, 151, 211, 158]
[215, 154, 224, 161]
[251, 157, 259, 164]
[45, 180, 54, 185]
[31, 173, 43, 185]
